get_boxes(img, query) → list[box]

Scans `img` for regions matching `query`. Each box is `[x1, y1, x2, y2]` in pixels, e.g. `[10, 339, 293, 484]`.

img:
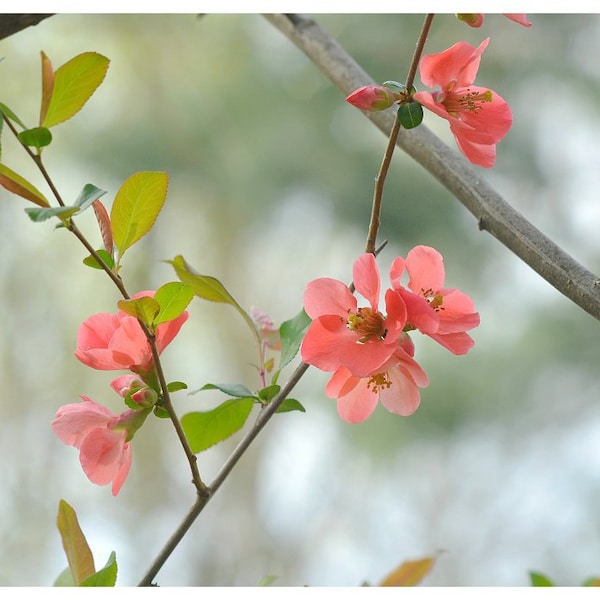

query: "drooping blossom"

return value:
[413, 38, 512, 167]
[390, 245, 480, 355]
[325, 334, 428, 423]
[346, 85, 400, 111]
[51, 396, 150, 495]
[301, 253, 407, 377]
[456, 14, 532, 28]
[74, 290, 188, 375]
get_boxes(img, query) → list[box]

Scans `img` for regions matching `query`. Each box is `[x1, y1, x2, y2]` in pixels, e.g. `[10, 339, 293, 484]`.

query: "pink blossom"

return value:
[457, 14, 532, 28]
[346, 85, 399, 111]
[51, 396, 145, 495]
[301, 253, 407, 377]
[413, 38, 512, 168]
[390, 245, 480, 355]
[74, 290, 188, 374]
[325, 337, 429, 423]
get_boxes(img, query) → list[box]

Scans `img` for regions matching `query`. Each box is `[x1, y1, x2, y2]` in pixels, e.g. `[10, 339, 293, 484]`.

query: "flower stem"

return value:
[364, 13, 435, 254]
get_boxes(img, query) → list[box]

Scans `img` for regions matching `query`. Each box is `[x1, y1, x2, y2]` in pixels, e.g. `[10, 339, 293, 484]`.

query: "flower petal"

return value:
[353, 253, 381, 311]
[406, 245, 445, 293]
[51, 396, 114, 447]
[304, 277, 356, 319]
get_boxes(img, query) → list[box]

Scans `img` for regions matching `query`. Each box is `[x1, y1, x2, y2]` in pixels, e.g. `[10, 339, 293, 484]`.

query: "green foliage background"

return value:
[0, 14, 598, 586]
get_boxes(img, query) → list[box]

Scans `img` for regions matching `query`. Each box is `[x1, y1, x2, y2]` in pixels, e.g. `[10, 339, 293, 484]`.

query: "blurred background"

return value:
[0, 13, 599, 587]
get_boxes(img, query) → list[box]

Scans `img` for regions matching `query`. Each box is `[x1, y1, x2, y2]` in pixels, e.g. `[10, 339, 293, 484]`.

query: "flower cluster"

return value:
[300, 247, 479, 423]
[51, 290, 188, 495]
[346, 31, 525, 167]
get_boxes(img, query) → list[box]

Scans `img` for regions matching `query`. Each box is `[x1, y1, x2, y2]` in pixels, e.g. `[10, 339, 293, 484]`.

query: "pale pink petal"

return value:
[51, 396, 113, 447]
[406, 245, 445, 293]
[326, 370, 379, 424]
[428, 331, 475, 355]
[382, 288, 408, 337]
[74, 313, 124, 369]
[379, 366, 421, 416]
[109, 316, 151, 369]
[110, 443, 132, 496]
[301, 315, 396, 377]
[395, 288, 439, 334]
[389, 256, 406, 289]
[418, 39, 489, 89]
[155, 311, 189, 355]
[78, 428, 128, 487]
[503, 14, 531, 27]
[304, 278, 357, 319]
[353, 253, 380, 311]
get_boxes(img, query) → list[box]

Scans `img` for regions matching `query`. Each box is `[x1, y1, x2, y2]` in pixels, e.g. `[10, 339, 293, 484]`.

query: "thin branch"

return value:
[265, 13, 600, 321]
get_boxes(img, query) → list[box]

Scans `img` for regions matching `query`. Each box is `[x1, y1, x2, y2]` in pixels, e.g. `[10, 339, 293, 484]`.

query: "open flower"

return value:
[51, 396, 150, 495]
[74, 290, 188, 375]
[390, 245, 480, 355]
[301, 253, 407, 377]
[325, 336, 429, 423]
[413, 38, 512, 167]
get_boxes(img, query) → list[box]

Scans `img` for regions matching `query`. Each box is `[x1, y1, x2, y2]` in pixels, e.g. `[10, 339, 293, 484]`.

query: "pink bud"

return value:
[130, 387, 158, 408]
[346, 85, 398, 111]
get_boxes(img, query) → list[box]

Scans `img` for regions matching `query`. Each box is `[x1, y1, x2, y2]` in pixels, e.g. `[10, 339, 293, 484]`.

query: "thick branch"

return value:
[265, 14, 600, 321]
[0, 14, 53, 40]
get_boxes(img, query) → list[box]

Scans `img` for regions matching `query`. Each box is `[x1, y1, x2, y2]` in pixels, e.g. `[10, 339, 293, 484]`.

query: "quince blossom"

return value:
[413, 38, 512, 168]
[390, 245, 480, 355]
[326, 336, 429, 423]
[301, 253, 407, 378]
[51, 395, 150, 495]
[74, 290, 188, 375]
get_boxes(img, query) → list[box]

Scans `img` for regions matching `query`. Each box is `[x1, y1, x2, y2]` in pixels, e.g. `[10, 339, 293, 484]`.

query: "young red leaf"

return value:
[0, 163, 49, 207]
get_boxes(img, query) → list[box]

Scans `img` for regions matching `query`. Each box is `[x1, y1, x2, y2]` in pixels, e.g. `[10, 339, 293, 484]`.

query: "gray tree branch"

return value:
[265, 13, 600, 321]
[0, 14, 53, 41]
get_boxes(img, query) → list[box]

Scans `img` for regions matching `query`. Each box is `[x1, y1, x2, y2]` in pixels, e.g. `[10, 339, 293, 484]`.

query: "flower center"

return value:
[442, 87, 493, 118]
[346, 307, 387, 343]
[421, 288, 445, 311]
[366, 372, 392, 393]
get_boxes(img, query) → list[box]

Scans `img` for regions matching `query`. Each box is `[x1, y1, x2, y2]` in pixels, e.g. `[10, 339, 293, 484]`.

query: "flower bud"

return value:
[130, 387, 159, 408]
[456, 13, 484, 27]
[346, 85, 398, 111]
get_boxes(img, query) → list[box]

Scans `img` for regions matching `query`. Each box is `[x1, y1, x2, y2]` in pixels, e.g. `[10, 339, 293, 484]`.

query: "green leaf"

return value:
[80, 551, 117, 587]
[583, 577, 600, 587]
[397, 101, 424, 129]
[0, 102, 27, 129]
[529, 571, 554, 587]
[56, 499, 95, 586]
[117, 296, 160, 328]
[258, 384, 280, 403]
[83, 249, 114, 270]
[111, 171, 168, 257]
[18, 126, 52, 150]
[181, 397, 254, 453]
[192, 382, 255, 398]
[54, 567, 76, 587]
[168, 254, 259, 342]
[42, 52, 109, 128]
[153, 281, 194, 326]
[257, 575, 278, 586]
[0, 163, 49, 207]
[279, 309, 311, 369]
[169, 254, 239, 304]
[153, 405, 170, 419]
[167, 381, 188, 393]
[74, 183, 107, 211]
[25, 205, 79, 222]
[275, 398, 306, 413]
